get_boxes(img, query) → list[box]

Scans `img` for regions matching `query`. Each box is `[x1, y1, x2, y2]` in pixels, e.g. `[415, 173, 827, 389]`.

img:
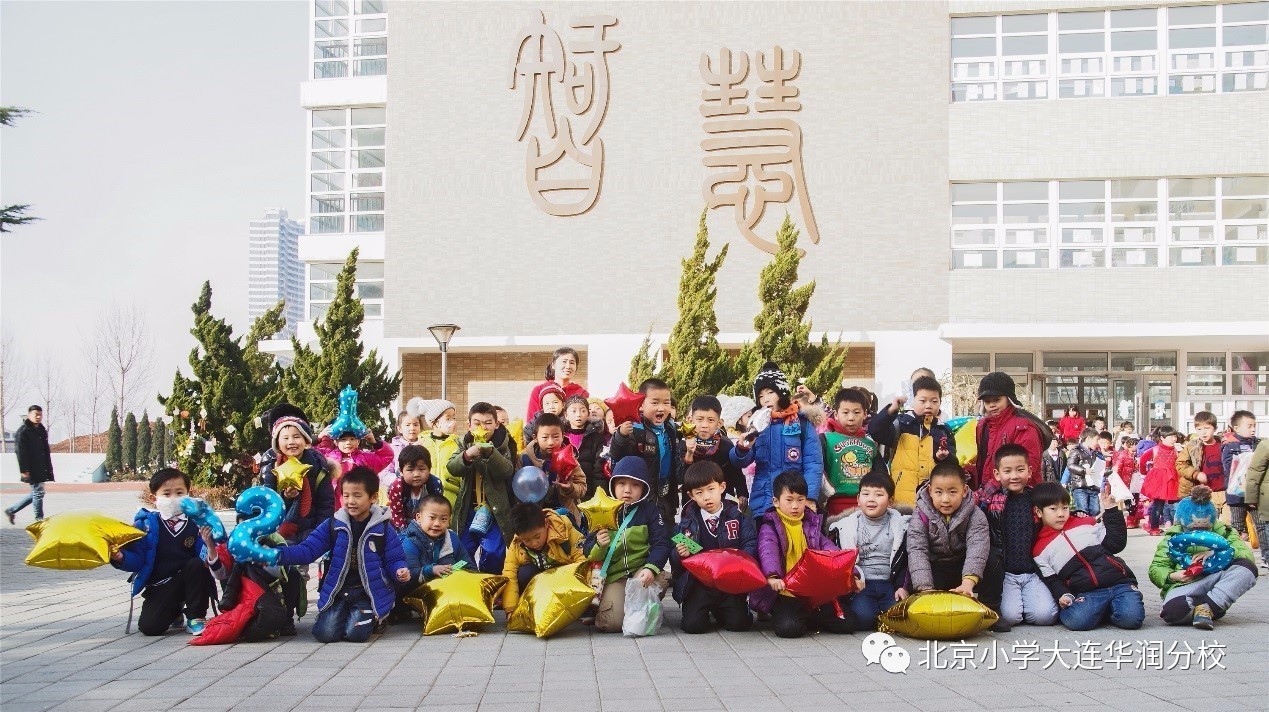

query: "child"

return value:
[609, 377, 681, 525]
[1149, 486, 1257, 629]
[905, 461, 989, 598]
[523, 383, 567, 444]
[671, 462, 757, 634]
[1141, 426, 1182, 535]
[829, 471, 909, 630]
[1096, 431, 1114, 458]
[1031, 482, 1144, 631]
[275, 467, 410, 643]
[1041, 434, 1066, 485]
[823, 387, 883, 518]
[972, 372, 1053, 490]
[519, 413, 588, 528]
[1114, 421, 1136, 451]
[868, 375, 955, 507]
[382, 408, 423, 496]
[414, 398, 465, 507]
[316, 420, 394, 510]
[386, 445, 443, 531]
[1056, 406, 1086, 445]
[399, 494, 474, 586]
[447, 402, 517, 573]
[583, 457, 671, 633]
[1063, 428, 1104, 517]
[1222, 410, 1260, 537]
[1091, 417, 1107, 434]
[676, 396, 748, 511]
[1112, 436, 1141, 526]
[111, 468, 215, 636]
[203, 521, 299, 640]
[259, 404, 336, 544]
[731, 363, 823, 519]
[751, 471, 856, 638]
[502, 503, 585, 612]
[1177, 410, 1225, 505]
[977, 444, 1058, 632]
[563, 395, 607, 498]
[1243, 439, 1269, 568]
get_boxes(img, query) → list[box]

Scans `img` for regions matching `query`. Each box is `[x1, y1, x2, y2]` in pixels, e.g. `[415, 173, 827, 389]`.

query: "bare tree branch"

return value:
[79, 337, 109, 452]
[33, 358, 64, 444]
[94, 303, 155, 417]
[0, 331, 31, 452]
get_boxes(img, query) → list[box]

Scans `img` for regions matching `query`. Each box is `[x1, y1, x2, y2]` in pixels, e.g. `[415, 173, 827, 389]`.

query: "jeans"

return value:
[1059, 582, 1144, 631]
[6, 481, 45, 521]
[771, 594, 856, 639]
[999, 572, 1059, 627]
[1159, 564, 1258, 624]
[1148, 500, 1176, 530]
[312, 586, 376, 643]
[1071, 488, 1100, 516]
[849, 580, 896, 631]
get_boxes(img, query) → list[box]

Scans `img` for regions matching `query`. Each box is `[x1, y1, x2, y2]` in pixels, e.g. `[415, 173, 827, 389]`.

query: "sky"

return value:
[1, 1, 307, 439]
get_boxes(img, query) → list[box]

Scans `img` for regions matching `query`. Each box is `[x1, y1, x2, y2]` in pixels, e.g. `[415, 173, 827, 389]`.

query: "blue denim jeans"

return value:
[1000, 572, 1059, 626]
[1071, 488, 1100, 516]
[6, 481, 45, 521]
[849, 580, 896, 630]
[312, 586, 375, 643]
[1059, 582, 1144, 631]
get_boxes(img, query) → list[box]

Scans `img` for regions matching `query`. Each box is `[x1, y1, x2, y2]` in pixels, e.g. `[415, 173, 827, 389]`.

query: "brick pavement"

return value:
[1, 490, 1265, 712]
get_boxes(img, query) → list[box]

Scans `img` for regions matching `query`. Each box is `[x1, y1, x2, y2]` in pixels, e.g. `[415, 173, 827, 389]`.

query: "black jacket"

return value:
[15, 419, 54, 484]
[566, 419, 608, 499]
[609, 419, 682, 511]
[675, 433, 748, 500]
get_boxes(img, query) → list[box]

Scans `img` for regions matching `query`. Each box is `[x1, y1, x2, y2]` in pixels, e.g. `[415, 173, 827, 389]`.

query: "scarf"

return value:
[776, 508, 808, 579]
[772, 404, 800, 422]
[824, 419, 864, 437]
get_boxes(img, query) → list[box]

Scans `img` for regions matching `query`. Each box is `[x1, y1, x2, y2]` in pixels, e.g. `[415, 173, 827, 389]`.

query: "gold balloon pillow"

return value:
[25, 510, 145, 570]
[879, 590, 999, 640]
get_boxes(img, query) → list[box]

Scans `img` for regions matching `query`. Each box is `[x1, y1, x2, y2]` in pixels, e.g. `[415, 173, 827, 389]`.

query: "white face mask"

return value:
[155, 496, 184, 519]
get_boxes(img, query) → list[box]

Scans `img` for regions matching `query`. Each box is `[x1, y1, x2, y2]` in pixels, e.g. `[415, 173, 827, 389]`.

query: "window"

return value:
[952, 353, 991, 372]
[307, 261, 385, 320]
[308, 108, 386, 235]
[1042, 352, 1108, 372]
[1233, 351, 1269, 395]
[312, 0, 386, 80]
[995, 353, 1035, 374]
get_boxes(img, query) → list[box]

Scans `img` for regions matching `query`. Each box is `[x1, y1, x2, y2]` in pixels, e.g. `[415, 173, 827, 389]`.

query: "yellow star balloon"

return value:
[878, 590, 999, 640]
[471, 425, 491, 444]
[678, 421, 697, 438]
[25, 510, 145, 570]
[507, 562, 595, 638]
[578, 488, 622, 532]
[273, 457, 311, 492]
[403, 570, 508, 636]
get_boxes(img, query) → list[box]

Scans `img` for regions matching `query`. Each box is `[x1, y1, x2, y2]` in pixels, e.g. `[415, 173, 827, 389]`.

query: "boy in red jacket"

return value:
[972, 372, 1053, 490]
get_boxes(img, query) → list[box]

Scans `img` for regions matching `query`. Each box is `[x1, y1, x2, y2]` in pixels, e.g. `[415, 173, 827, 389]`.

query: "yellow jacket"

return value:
[422, 432, 465, 507]
[501, 510, 585, 611]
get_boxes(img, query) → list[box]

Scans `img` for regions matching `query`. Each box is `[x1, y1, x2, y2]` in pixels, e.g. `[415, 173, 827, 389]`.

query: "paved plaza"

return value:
[1, 488, 1265, 712]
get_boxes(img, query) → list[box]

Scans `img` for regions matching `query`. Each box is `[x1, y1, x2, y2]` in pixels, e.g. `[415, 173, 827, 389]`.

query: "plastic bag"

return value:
[621, 579, 664, 637]
[1226, 451, 1252, 498]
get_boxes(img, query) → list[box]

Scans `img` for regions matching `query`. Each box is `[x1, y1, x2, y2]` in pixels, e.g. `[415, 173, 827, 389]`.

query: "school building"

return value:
[279, 0, 1269, 435]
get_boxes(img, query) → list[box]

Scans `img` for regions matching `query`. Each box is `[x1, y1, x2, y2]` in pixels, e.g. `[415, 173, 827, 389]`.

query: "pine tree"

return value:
[243, 301, 288, 454]
[153, 420, 167, 469]
[137, 411, 152, 472]
[123, 412, 138, 472]
[728, 214, 847, 397]
[658, 210, 735, 401]
[285, 248, 400, 435]
[627, 330, 657, 387]
[105, 407, 122, 475]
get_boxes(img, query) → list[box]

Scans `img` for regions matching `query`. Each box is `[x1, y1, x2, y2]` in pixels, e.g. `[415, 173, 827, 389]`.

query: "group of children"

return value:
[107, 353, 1263, 644]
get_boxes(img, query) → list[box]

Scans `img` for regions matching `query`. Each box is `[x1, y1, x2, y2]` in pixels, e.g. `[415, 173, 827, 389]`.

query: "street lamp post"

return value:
[427, 324, 460, 400]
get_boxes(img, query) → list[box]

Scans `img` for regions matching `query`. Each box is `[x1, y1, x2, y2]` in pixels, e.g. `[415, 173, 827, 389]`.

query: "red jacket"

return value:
[524, 380, 589, 421]
[1056, 415, 1086, 443]
[973, 404, 1045, 490]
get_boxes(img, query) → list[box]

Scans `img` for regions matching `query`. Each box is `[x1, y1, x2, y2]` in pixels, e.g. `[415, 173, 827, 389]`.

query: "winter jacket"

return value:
[419, 432, 466, 507]
[565, 419, 608, 498]
[583, 463, 670, 584]
[821, 426, 883, 499]
[1056, 415, 1086, 444]
[1109, 450, 1136, 490]
[906, 488, 989, 591]
[447, 425, 517, 542]
[675, 432, 749, 501]
[501, 510, 585, 611]
[113, 509, 209, 597]
[867, 408, 955, 507]
[385, 474, 444, 531]
[315, 436, 396, 508]
[382, 435, 418, 478]
[525, 381, 589, 422]
[14, 418, 54, 483]
[260, 447, 337, 543]
[1147, 522, 1256, 597]
[1064, 444, 1101, 490]
[399, 521, 474, 585]
[1041, 448, 1067, 485]
[1243, 439, 1269, 523]
[276, 505, 407, 620]
[1140, 444, 1180, 502]
[1032, 508, 1136, 601]
[670, 500, 757, 602]
[977, 482, 1040, 575]
[750, 509, 837, 613]
[1176, 436, 1224, 497]
[1222, 432, 1260, 506]
[610, 418, 683, 511]
[520, 442, 587, 525]
[971, 404, 1050, 490]
[731, 412, 823, 517]
[828, 508, 909, 587]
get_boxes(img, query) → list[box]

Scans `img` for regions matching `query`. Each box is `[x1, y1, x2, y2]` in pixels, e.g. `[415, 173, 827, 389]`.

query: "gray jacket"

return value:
[906, 487, 989, 591]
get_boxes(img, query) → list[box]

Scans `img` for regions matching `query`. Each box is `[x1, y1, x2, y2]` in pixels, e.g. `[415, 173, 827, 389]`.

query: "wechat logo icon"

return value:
[861, 632, 911, 674]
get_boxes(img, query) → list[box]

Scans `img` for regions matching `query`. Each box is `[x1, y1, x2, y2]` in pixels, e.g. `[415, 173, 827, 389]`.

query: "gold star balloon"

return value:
[273, 457, 311, 492]
[471, 425, 492, 445]
[25, 510, 145, 570]
[506, 562, 595, 638]
[878, 590, 999, 640]
[578, 488, 622, 532]
[404, 570, 508, 636]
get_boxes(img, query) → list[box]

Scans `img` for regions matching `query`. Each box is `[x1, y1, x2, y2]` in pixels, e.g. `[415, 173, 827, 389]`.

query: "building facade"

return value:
[283, 0, 1269, 435]
[248, 208, 305, 338]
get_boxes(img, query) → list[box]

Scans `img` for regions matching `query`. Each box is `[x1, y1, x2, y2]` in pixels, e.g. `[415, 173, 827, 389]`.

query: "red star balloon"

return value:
[551, 445, 580, 483]
[784, 549, 858, 608]
[680, 549, 767, 595]
[604, 382, 645, 427]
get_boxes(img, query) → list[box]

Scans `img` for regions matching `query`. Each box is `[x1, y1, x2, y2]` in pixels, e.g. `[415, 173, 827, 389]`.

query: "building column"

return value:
[585, 334, 658, 399]
[871, 331, 952, 402]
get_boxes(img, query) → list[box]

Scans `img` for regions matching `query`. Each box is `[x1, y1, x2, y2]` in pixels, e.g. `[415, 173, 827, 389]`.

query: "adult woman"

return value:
[525, 347, 589, 421]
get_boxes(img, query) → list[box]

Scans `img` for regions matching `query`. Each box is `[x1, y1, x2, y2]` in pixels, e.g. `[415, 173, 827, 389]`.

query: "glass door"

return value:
[1110, 375, 1175, 434]
[1144, 377, 1175, 435]
[1111, 378, 1138, 431]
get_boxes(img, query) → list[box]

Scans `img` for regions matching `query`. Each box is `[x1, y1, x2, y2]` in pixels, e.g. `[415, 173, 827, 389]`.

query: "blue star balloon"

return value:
[328, 385, 368, 439]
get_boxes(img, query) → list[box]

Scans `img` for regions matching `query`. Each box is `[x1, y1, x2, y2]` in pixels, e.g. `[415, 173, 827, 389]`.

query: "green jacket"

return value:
[1147, 522, 1254, 597]
[1244, 439, 1269, 523]
[446, 426, 516, 543]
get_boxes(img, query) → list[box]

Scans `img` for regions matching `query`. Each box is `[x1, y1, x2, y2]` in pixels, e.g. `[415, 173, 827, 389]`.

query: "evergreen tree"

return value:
[137, 411, 152, 471]
[727, 215, 847, 397]
[627, 330, 657, 387]
[152, 420, 167, 469]
[123, 412, 138, 472]
[105, 407, 122, 475]
[243, 301, 288, 454]
[285, 248, 400, 434]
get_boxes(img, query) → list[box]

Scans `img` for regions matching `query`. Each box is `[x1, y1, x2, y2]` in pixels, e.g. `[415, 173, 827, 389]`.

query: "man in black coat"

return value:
[7, 405, 54, 524]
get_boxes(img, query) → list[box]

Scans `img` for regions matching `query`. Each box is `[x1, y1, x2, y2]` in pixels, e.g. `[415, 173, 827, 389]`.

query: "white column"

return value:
[871, 331, 953, 402]
[585, 334, 660, 399]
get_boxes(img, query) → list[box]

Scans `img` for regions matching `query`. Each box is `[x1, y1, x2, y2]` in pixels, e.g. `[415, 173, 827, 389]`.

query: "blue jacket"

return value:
[112, 509, 207, 597]
[670, 499, 757, 602]
[276, 505, 406, 620]
[731, 412, 823, 517]
[399, 521, 474, 585]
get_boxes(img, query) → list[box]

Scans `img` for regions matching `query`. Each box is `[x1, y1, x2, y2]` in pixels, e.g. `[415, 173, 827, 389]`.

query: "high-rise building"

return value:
[248, 208, 304, 337]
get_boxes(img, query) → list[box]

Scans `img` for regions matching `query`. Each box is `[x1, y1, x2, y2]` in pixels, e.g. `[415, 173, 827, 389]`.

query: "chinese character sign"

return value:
[700, 46, 821, 255]
[510, 12, 620, 217]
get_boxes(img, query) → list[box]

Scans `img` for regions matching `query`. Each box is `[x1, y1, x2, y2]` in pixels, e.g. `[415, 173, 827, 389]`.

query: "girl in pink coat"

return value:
[316, 427, 395, 509]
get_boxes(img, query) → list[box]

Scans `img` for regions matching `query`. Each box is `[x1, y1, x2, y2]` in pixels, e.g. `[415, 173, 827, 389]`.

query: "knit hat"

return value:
[268, 403, 313, 452]
[587, 397, 608, 415]
[538, 383, 566, 409]
[752, 361, 791, 403]
[977, 371, 1021, 407]
[1175, 485, 1218, 530]
[408, 398, 455, 428]
[718, 394, 756, 429]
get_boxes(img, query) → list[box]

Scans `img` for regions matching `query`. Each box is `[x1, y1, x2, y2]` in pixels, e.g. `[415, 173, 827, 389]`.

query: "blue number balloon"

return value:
[329, 385, 368, 439]
[1167, 530, 1234, 575]
[179, 496, 227, 543]
[228, 486, 285, 565]
[512, 466, 550, 504]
